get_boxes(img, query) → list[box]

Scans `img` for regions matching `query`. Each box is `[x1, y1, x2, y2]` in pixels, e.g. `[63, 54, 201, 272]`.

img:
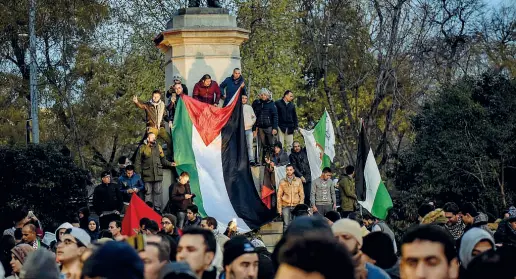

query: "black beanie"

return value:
[361, 232, 397, 269]
[223, 236, 256, 267]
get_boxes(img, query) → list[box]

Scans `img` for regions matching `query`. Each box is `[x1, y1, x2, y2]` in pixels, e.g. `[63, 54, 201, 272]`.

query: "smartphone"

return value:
[125, 234, 146, 252]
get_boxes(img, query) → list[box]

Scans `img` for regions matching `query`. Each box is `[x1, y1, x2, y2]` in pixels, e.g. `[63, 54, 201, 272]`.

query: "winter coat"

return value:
[135, 100, 169, 129]
[252, 99, 278, 130]
[310, 177, 336, 206]
[338, 176, 357, 211]
[271, 150, 289, 166]
[92, 183, 123, 215]
[183, 216, 202, 230]
[220, 75, 246, 106]
[494, 220, 516, 246]
[135, 143, 174, 182]
[193, 80, 221, 105]
[277, 177, 304, 213]
[169, 182, 193, 212]
[118, 173, 145, 203]
[274, 99, 298, 134]
[289, 148, 311, 182]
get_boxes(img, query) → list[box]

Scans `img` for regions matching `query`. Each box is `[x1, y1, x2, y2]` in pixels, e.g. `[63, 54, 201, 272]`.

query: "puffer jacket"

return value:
[252, 99, 278, 130]
[277, 177, 304, 213]
[289, 148, 311, 182]
[193, 80, 221, 105]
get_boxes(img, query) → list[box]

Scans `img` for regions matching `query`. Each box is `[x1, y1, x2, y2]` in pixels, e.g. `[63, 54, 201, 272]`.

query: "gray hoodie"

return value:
[459, 227, 495, 268]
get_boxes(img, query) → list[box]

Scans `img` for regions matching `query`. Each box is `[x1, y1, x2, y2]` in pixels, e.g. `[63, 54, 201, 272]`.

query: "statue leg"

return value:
[207, 0, 222, 8]
[188, 0, 200, 7]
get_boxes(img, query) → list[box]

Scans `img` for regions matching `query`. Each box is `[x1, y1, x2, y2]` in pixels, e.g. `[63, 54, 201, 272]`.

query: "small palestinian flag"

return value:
[356, 119, 393, 220]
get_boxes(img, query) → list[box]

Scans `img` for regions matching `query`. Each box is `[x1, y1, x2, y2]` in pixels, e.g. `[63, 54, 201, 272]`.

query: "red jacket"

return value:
[193, 80, 221, 105]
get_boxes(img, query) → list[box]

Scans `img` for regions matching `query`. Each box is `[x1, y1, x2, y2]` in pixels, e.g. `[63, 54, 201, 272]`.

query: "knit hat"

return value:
[508, 206, 516, 221]
[159, 262, 196, 279]
[332, 219, 363, 247]
[101, 171, 111, 178]
[162, 214, 177, 227]
[459, 228, 495, 268]
[223, 236, 257, 267]
[20, 248, 60, 279]
[361, 232, 397, 269]
[64, 227, 91, 247]
[11, 244, 34, 264]
[284, 216, 333, 239]
[82, 241, 144, 279]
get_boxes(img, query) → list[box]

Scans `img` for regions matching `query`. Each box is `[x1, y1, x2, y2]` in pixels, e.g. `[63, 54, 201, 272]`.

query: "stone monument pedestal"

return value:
[156, 8, 249, 208]
[155, 8, 250, 95]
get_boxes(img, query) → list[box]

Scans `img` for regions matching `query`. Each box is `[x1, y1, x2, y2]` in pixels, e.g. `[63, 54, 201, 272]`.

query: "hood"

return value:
[55, 222, 74, 236]
[79, 207, 90, 218]
[20, 249, 60, 279]
[474, 212, 489, 225]
[88, 218, 100, 233]
[459, 227, 495, 268]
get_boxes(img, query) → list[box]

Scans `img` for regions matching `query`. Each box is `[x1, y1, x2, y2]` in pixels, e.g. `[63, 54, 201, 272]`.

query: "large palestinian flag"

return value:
[172, 91, 275, 231]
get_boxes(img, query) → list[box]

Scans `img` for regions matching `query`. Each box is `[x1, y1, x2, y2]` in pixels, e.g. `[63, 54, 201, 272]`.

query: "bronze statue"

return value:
[188, 0, 221, 8]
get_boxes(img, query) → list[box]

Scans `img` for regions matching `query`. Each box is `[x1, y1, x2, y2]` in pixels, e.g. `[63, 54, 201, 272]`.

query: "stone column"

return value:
[155, 8, 249, 208]
[155, 8, 250, 96]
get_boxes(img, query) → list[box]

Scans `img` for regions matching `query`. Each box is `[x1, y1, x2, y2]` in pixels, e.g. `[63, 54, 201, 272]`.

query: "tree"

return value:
[0, 144, 90, 231]
[396, 72, 516, 216]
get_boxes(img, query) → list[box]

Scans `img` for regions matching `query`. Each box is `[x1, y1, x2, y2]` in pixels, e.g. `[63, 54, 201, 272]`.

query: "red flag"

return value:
[261, 186, 275, 209]
[122, 194, 162, 236]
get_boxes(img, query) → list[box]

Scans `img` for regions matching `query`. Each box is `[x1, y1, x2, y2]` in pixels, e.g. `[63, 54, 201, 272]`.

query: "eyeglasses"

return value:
[62, 239, 78, 246]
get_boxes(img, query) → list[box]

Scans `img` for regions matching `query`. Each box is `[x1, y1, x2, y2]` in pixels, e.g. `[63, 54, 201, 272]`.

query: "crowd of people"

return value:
[1, 201, 516, 279]
[2, 69, 516, 279]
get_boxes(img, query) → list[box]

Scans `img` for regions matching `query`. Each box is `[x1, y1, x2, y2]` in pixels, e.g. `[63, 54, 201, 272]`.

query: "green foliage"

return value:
[0, 144, 89, 230]
[396, 72, 516, 216]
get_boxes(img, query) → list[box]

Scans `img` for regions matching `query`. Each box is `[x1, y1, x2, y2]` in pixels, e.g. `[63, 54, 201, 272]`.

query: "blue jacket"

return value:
[220, 75, 246, 107]
[118, 173, 145, 203]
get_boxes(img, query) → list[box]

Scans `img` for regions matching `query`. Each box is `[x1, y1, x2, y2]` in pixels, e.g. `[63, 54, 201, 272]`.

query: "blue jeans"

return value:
[245, 129, 255, 162]
[282, 206, 294, 231]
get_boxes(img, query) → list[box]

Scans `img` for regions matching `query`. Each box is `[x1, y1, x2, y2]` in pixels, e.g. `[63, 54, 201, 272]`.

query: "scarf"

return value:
[445, 218, 465, 239]
[148, 99, 165, 129]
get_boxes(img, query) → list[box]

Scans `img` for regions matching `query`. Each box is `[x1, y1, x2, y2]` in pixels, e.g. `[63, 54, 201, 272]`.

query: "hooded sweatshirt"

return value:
[459, 227, 495, 268]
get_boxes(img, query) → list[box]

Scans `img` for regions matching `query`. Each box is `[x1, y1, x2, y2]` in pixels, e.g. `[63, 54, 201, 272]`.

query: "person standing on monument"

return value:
[193, 74, 222, 106]
[135, 132, 175, 212]
[133, 90, 172, 157]
[289, 141, 311, 205]
[220, 68, 246, 107]
[277, 164, 304, 231]
[242, 95, 256, 165]
[252, 88, 278, 165]
[166, 83, 186, 125]
[275, 90, 298, 154]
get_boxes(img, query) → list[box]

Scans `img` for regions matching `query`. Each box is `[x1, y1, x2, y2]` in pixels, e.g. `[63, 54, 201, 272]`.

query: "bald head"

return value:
[22, 223, 37, 243]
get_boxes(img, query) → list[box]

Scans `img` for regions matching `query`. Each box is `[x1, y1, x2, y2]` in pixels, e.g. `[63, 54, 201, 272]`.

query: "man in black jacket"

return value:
[252, 88, 278, 165]
[289, 141, 312, 205]
[275, 90, 298, 155]
[93, 171, 123, 230]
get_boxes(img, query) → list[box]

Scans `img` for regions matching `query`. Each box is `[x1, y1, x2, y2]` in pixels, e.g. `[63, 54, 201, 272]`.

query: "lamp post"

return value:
[29, 0, 39, 143]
